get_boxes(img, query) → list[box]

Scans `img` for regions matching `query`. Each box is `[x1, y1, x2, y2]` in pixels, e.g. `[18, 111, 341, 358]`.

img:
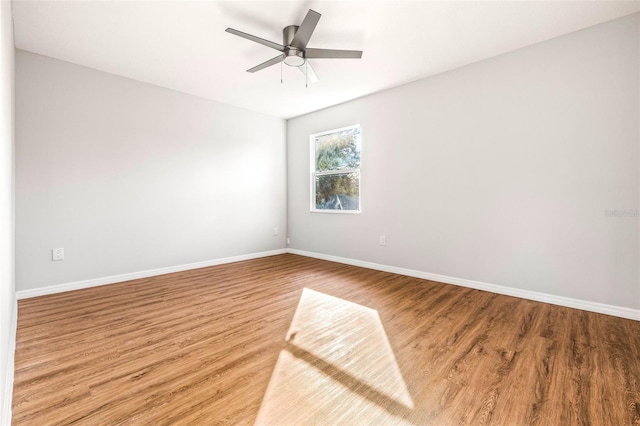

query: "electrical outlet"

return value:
[52, 248, 64, 261]
[273, 227, 279, 236]
[286, 237, 291, 245]
[379, 235, 386, 246]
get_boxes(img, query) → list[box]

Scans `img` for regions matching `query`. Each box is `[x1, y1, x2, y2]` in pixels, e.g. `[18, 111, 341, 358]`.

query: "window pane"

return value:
[314, 172, 360, 211]
[315, 127, 361, 172]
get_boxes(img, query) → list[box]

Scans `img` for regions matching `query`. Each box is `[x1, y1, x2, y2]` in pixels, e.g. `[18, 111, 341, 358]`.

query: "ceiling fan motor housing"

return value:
[283, 25, 305, 66]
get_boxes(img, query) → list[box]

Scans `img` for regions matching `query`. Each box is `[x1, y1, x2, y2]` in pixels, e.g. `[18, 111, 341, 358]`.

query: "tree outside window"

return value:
[310, 125, 361, 213]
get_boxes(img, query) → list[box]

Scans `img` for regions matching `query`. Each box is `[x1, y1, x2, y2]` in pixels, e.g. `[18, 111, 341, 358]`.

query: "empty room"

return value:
[1, 0, 639, 424]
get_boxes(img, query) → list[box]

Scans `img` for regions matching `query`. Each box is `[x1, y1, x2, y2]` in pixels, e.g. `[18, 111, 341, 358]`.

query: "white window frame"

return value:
[310, 124, 362, 214]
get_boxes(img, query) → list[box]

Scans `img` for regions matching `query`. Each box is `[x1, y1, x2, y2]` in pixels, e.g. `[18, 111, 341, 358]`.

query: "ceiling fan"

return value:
[225, 9, 363, 83]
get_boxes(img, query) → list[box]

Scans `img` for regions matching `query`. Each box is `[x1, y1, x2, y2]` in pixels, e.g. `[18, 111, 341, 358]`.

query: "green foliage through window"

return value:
[311, 126, 361, 212]
[315, 128, 361, 172]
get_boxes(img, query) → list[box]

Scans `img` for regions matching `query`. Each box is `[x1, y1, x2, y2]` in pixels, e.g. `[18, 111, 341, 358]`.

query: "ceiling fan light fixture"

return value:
[284, 56, 305, 67]
[283, 49, 305, 67]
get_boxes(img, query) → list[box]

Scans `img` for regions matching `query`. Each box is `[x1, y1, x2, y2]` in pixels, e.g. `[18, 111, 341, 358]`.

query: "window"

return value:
[310, 125, 361, 213]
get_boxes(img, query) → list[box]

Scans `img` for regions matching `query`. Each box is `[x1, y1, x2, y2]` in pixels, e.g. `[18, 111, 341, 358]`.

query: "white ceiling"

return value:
[12, 1, 640, 119]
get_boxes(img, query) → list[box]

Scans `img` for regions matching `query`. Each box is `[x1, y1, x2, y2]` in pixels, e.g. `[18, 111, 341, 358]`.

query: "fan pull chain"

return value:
[305, 62, 308, 88]
[280, 61, 283, 84]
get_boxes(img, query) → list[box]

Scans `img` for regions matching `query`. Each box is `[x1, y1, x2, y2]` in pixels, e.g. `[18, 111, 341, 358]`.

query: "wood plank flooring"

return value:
[12, 254, 640, 425]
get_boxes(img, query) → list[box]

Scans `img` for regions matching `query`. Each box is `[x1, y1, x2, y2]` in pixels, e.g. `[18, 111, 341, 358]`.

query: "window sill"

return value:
[310, 209, 361, 214]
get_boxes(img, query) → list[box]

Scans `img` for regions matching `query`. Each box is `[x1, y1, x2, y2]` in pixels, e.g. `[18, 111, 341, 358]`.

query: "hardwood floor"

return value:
[12, 254, 640, 425]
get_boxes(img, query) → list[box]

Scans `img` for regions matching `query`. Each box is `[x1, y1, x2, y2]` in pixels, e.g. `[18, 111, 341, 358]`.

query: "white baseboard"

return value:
[16, 249, 286, 300]
[287, 249, 640, 321]
[1, 298, 17, 426]
[15, 247, 639, 321]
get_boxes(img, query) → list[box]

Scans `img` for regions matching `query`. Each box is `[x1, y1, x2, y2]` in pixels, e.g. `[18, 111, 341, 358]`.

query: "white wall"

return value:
[16, 50, 287, 291]
[0, 0, 15, 421]
[288, 14, 640, 311]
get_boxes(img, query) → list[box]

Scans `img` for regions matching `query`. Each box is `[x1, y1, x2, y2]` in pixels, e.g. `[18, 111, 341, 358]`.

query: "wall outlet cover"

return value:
[52, 248, 64, 261]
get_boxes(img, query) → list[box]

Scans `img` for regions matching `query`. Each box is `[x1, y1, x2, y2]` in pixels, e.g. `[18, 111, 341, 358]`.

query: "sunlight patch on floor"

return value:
[256, 288, 414, 425]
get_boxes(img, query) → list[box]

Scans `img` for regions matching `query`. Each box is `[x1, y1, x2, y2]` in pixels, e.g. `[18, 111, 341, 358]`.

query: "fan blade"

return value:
[305, 48, 363, 59]
[298, 61, 319, 83]
[247, 54, 284, 73]
[225, 28, 285, 52]
[290, 9, 321, 50]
